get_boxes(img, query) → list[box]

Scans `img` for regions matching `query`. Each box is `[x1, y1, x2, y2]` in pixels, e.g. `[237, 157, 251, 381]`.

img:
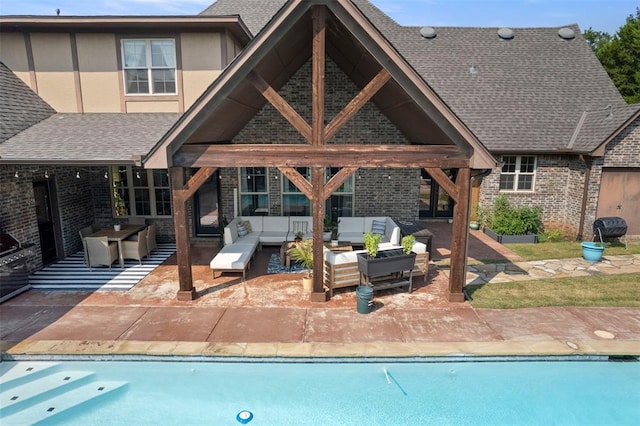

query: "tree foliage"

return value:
[584, 8, 640, 104]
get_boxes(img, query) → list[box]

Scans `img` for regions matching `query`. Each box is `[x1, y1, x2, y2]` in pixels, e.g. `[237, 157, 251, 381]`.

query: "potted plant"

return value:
[401, 234, 416, 254]
[357, 231, 416, 284]
[330, 226, 339, 247]
[112, 186, 127, 231]
[287, 239, 313, 292]
[294, 231, 304, 242]
[363, 231, 381, 258]
[323, 216, 333, 241]
[483, 195, 541, 243]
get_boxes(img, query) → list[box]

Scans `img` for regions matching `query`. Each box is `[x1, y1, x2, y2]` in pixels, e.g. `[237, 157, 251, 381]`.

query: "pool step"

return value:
[1, 370, 95, 416]
[0, 361, 61, 390]
[1, 380, 128, 424]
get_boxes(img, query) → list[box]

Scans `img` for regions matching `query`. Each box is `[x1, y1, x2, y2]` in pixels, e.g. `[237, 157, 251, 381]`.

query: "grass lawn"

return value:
[505, 240, 640, 261]
[468, 273, 640, 309]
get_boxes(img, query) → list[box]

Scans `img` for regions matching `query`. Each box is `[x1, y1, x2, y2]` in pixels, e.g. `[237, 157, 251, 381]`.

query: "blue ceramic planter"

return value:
[581, 242, 604, 262]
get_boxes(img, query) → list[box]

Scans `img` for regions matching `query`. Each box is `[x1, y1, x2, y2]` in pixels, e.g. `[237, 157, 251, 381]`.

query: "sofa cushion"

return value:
[371, 219, 386, 235]
[263, 216, 290, 231]
[292, 220, 308, 234]
[243, 216, 263, 233]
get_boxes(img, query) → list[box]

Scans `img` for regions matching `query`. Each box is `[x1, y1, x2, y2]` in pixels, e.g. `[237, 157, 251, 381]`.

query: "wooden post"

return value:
[311, 6, 326, 147]
[170, 167, 196, 301]
[310, 167, 328, 301]
[448, 167, 471, 302]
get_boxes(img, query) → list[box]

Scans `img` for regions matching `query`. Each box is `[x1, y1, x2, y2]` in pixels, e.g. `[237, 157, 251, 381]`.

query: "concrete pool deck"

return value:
[2, 224, 639, 359]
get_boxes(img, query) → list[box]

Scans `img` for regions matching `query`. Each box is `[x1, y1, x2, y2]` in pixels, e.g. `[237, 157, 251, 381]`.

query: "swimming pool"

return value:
[1, 358, 639, 425]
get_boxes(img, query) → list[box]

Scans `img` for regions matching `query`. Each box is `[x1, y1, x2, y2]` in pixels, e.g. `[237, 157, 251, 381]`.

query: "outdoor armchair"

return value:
[121, 228, 148, 265]
[85, 236, 118, 271]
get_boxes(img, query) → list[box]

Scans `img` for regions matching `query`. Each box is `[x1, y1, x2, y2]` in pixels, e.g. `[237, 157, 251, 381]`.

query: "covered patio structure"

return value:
[144, 0, 496, 302]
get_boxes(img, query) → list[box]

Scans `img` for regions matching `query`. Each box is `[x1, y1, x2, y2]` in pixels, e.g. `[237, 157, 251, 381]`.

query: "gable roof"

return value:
[570, 103, 640, 154]
[199, 0, 629, 155]
[0, 62, 54, 143]
[0, 113, 180, 164]
[146, 0, 496, 169]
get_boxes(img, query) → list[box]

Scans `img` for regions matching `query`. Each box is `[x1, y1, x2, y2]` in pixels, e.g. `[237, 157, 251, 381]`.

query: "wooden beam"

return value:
[177, 167, 217, 201]
[279, 167, 314, 200]
[448, 167, 471, 302]
[324, 69, 391, 141]
[310, 166, 327, 301]
[425, 167, 459, 203]
[248, 71, 312, 142]
[169, 167, 196, 301]
[311, 6, 326, 146]
[175, 144, 470, 168]
[323, 167, 358, 200]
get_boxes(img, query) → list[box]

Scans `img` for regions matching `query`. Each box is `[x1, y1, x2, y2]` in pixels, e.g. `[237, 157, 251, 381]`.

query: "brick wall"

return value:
[479, 154, 587, 237]
[583, 117, 640, 239]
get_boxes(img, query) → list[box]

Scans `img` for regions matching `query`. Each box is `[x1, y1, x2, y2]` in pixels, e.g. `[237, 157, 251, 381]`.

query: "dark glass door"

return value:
[194, 171, 222, 236]
[33, 180, 60, 264]
[419, 169, 455, 218]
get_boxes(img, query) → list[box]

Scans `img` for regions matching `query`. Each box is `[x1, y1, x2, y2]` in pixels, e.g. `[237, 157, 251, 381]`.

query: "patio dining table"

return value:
[89, 224, 145, 268]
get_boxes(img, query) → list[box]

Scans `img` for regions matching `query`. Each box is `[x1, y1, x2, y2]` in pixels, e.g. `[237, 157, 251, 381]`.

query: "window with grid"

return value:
[499, 155, 536, 192]
[239, 167, 269, 215]
[282, 167, 311, 216]
[325, 167, 353, 221]
[111, 166, 171, 217]
[122, 39, 176, 95]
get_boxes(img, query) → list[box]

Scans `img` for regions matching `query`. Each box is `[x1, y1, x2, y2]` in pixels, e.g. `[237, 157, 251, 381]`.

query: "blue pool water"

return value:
[1, 359, 639, 425]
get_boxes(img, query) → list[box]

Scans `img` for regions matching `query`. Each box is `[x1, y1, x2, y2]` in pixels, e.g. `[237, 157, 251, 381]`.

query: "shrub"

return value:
[487, 195, 543, 236]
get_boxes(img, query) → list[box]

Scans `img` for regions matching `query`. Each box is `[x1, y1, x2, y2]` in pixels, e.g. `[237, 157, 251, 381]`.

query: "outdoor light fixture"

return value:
[76, 171, 80, 179]
[44, 171, 49, 179]
[104, 171, 109, 179]
[136, 171, 141, 179]
[469, 63, 478, 75]
[14, 170, 19, 178]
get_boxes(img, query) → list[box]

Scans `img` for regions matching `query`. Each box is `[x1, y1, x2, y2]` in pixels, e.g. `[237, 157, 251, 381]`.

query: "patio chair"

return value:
[146, 224, 158, 257]
[85, 236, 118, 271]
[79, 225, 94, 265]
[121, 228, 148, 265]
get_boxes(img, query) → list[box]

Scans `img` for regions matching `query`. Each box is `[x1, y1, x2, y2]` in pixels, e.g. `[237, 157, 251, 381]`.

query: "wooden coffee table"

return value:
[324, 241, 353, 252]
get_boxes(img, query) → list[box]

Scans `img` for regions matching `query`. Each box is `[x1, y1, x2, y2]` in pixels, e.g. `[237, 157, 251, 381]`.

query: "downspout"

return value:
[577, 155, 593, 241]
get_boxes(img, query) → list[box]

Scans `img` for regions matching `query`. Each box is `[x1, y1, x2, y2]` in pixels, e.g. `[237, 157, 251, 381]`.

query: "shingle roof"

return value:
[200, 0, 288, 35]
[0, 61, 55, 143]
[0, 113, 180, 163]
[200, 0, 630, 154]
[569, 103, 640, 152]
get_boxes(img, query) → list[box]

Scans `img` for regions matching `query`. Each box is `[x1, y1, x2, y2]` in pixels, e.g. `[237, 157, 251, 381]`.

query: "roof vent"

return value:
[498, 27, 514, 40]
[558, 27, 575, 40]
[420, 26, 437, 39]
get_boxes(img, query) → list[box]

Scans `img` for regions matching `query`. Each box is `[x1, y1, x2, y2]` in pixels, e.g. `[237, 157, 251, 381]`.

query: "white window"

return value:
[122, 39, 176, 95]
[111, 166, 171, 217]
[282, 167, 311, 216]
[239, 167, 269, 215]
[499, 155, 536, 192]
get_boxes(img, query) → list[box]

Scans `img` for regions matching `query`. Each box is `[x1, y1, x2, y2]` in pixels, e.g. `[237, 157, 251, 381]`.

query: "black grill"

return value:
[593, 217, 628, 239]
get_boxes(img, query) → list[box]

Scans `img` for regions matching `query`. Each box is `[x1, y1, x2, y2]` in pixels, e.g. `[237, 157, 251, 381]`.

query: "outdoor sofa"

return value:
[210, 216, 402, 280]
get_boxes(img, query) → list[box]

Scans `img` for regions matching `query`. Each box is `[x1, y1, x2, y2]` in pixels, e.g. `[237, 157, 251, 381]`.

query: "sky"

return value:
[0, 0, 637, 34]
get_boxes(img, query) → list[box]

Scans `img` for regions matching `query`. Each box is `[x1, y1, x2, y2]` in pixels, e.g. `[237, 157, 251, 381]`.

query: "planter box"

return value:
[484, 228, 538, 244]
[357, 249, 416, 278]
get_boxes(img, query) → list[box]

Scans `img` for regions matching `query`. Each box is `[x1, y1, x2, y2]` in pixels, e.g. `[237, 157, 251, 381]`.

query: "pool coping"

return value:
[2, 339, 639, 361]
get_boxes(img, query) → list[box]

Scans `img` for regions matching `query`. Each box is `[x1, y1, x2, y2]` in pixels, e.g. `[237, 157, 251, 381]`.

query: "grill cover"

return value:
[593, 217, 627, 238]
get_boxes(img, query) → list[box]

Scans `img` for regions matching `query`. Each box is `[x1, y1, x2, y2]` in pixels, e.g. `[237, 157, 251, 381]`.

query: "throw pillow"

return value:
[293, 220, 308, 234]
[371, 219, 386, 235]
[243, 220, 253, 234]
[237, 221, 248, 238]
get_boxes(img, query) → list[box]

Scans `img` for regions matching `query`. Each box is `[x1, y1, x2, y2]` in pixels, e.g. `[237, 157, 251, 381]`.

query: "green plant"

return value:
[541, 228, 565, 242]
[323, 216, 333, 232]
[287, 239, 313, 278]
[488, 195, 542, 235]
[476, 206, 492, 230]
[401, 234, 416, 255]
[294, 231, 304, 240]
[330, 226, 338, 240]
[363, 231, 382, 258]
[112, 185, 127, 223]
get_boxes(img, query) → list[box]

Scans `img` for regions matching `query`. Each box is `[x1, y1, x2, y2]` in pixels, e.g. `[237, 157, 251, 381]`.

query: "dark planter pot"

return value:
[484, 228, 538, 244]
[357, 249, 416, 278]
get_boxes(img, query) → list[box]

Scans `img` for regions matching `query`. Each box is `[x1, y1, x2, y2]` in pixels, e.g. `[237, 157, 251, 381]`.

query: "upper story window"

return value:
[122, 39, 176, 95]
[499, 155, 536, 192]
